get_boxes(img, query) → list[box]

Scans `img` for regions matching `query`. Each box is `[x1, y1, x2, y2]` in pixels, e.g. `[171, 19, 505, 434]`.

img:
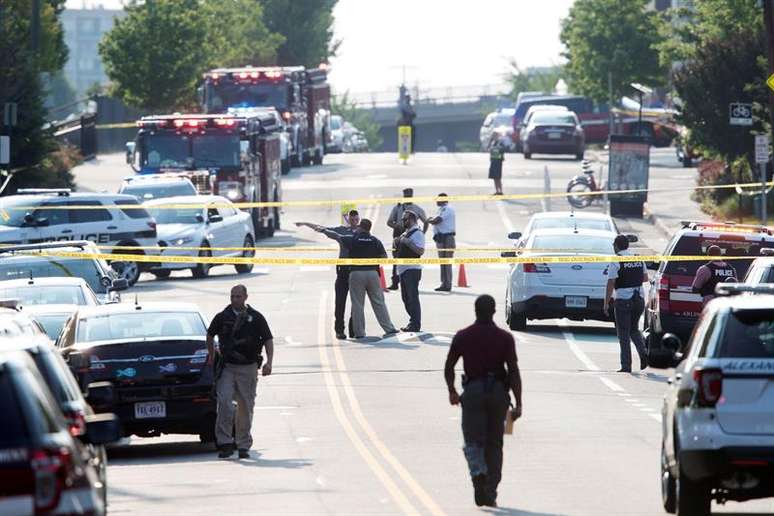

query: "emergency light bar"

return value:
[138, 116, 242, 130]
[681, 220, 772, 235]
[716, 283, 774, 296]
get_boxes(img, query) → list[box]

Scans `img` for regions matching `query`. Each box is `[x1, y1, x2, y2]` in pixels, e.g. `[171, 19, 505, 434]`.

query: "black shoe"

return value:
[238, 449, 250, 459]
[640, 354, 648, 370]
[483, 499, 497, 508]
[218, 447, 234, 459]
[472, 474, 488, 506]
[335, 332, 346, 339]
[434, 286, 451, 292]
[382, 329, 399, 339]
[388, 283, 399, 290]
[400, 326, 419, 332]
[616, 367, 632, 373]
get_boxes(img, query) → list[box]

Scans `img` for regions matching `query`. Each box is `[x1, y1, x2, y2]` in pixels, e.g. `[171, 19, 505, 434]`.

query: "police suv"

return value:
[0, 189, 157, 285]
[659, 284, 774, 515]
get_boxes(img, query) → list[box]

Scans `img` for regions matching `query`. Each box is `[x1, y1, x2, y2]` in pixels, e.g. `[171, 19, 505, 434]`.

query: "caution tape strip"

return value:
[0, 244, 566, 253]
[4, 180, 774, 211]
[18, 250, 760, 266]
[95, 122, 137, 130]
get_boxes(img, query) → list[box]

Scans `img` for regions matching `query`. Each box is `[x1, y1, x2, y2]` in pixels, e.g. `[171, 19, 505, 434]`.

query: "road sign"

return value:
[398, 125, 411, 163]
[767, 74, 774, 92]
[729, 103, 753, 126]
[755, 134, 770, 164]
[0, 136, 9, 165]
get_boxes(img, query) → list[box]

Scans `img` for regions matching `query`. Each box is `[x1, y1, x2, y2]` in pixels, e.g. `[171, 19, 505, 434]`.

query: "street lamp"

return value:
[630, 82, 653, 137]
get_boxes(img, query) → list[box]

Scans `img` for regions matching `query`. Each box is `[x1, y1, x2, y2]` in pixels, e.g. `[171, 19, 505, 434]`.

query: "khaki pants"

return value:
[215, 362, 258, 450]
[349, 269, 397, 337]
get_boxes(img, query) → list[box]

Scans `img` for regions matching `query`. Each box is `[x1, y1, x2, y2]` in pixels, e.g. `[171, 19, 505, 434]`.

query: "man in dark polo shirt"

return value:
[206, 284, 274, 459]
[444, 295, 522, 507]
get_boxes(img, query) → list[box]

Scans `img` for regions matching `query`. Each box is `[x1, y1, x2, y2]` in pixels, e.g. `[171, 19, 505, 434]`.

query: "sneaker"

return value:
[400, 326, 419, 332]
[238, 449, 250, 459]
[434, 286, 451, 292]
[472, 474, 488, 506]
[616, 368, 632, 373]
[382, 329, 399, 339]
[217, 447, 234, 459]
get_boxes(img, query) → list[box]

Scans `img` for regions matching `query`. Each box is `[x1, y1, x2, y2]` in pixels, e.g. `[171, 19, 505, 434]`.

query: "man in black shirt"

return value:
[344, 219, 399, 338]
[444, 295, 522, 507]
[206, 285, 274, 459]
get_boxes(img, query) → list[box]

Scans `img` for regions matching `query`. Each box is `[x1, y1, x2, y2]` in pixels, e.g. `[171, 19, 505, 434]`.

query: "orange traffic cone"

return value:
[379, 266, 388, 290]
[457, 263, 470, 288]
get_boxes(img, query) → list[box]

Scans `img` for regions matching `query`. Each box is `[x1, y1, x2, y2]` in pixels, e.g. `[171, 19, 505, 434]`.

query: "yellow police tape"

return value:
[21, 250, 758, 266]
[5, 180, 774, 211]
[95, 122, 137, 130]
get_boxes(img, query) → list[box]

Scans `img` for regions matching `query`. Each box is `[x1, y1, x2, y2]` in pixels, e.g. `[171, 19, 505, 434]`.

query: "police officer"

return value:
[488, 134, 505, 195]
[346, 219, 399, 338]
[691, 245, 737, 305]
[296, 209, 361, 339]
[604, 235, 648, 373]
[206, 285, 274, 459]
[427, 193, 456, 291]
[395, 210, 425, 332]
[386, 189, 427, 290]
[444, 295, 522, 507]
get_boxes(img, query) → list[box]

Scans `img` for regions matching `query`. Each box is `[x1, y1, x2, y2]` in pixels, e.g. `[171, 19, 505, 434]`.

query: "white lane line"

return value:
[650, 414, 661, 422]
[496, 201, 515, 234]
[559, 322, 600, 372]
[599, 377, 625, 392]
[284, 336, 303, 347]
[254, 405, 298, 410]
[300, 266, 332, 272]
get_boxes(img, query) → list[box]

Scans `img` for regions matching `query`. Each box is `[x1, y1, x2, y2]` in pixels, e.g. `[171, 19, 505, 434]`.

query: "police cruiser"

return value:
[0, 189, 157, 285]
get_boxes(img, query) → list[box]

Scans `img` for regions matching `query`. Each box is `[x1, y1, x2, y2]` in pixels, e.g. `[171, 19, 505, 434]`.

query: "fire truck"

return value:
[200, 65, 330, 169]
[125, 112, 283, 238]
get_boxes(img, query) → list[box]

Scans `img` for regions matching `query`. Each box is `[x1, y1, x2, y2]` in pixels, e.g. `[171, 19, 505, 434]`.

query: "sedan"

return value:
[0, 276, 100, 307]
[144, 195, 256, 279]
[521, 111, 585, 160]
[507, 211, 622, 246]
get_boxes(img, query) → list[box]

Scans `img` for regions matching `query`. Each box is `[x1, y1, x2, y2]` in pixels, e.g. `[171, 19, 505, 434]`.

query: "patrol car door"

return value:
[206, 205, 228, 257]
[219, 204, 244, 256]
[67, 200, 114, 244]
[30, 201, 72, 243]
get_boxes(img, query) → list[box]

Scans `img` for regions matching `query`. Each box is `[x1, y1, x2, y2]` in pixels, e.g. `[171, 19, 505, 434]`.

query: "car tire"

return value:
[676, 467, 711, 516]
[110, 251, 142, 286]
[152, 270, 171, 280]
[235, 235, 254, 274]
[508, 308, 527, 331]
[192, 243, 211, 279]
[661, 445, 677, 514]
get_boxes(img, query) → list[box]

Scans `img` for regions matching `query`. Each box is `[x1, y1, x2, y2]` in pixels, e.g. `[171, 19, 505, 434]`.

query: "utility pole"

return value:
[31, 0, 40, 58]
[763, 0, 774, 223]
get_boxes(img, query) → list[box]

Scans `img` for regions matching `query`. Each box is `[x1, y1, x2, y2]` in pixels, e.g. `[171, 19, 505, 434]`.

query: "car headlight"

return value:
[174, 236, 194, 246]
[218, 181, 244, 201]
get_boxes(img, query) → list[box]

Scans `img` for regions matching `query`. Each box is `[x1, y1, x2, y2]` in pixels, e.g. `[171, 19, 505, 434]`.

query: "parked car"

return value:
[659, 284, 774, 515]
[24, 304, 81, 340]
[507, 211, 624, 247]
[0, 242, 128, 303]
[58, 302, 216, 443]
[144, 195, 255, 279]
[0, 350, 120, 515]
[479, 109, 516, 151]
[118, 174, 198, 201]
[0, 277, 100, 307]
[520, 110, 585, 160]
[327, 114, 344, 153]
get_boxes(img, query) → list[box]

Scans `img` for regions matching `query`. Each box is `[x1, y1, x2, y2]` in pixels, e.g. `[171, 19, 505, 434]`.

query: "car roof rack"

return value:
[16, 188, 71, 196]
[0, 240, 93, 254]
[715, 283, 774, 296]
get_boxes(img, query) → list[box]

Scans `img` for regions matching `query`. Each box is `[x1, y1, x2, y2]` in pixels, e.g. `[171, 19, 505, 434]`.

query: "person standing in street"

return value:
[691, 245, 737, 306]
[346, 219, 400, 339]
[604, 235, 648, 373]
[386, 188, 427, 290]
[296, 209, 360, 339]
[444, 295, 522, 508]
[427, 193, 456, 292]
[206, 285, 274, 459]
[488, 134, 505, 195]
[394, 210, 425, 332]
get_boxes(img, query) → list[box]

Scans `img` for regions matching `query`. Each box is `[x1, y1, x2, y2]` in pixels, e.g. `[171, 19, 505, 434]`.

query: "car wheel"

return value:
[508, 308, 527, 331]
[661, 445, 677, 514]
[235, 235, 255, 274]
[192, 243, 211, 279]
[676, 467, 711, 516]
[111, 259, 141, 286]
[152, 270, 171, 280]
[566, 180, 593, 209]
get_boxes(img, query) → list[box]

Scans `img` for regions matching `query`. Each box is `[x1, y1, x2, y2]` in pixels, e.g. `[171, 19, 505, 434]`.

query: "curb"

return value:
[644, 204, 675, 239]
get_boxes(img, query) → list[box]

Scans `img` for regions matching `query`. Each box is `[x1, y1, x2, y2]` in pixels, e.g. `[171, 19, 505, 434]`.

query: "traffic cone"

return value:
[379, 266, 388, 290]
[457, 263, 470, 288]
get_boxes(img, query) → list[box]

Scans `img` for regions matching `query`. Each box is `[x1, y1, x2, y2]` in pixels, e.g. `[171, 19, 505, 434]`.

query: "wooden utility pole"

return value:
[765, 0, 774, 131]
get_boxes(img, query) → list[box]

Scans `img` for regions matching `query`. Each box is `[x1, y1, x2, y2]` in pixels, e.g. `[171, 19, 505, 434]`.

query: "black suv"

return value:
[0, 351, 120, 515]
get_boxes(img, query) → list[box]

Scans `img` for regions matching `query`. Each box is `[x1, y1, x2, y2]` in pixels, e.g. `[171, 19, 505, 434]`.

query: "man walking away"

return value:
[296, 209, 360, 339]
[206, 285, 274, 459]
[691, 245, 737, 306]
[604, 235, 648, 373]
[386, 188, 427, 289]
[394, 210, 425, 332]
[427, 193, 456, 291]
[346, 219, 399, 339]
[445, 295, 522, 507]
[488, 134, 505, 195]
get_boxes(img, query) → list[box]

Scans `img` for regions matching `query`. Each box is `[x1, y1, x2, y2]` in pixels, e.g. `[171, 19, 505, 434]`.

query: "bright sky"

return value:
[66, 0, 574, 94]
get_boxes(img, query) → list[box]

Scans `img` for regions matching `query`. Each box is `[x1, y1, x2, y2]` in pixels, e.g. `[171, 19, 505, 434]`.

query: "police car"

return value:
[659, 284, 774, 515]
[0, 189, 158, 285]
[507, 211, 625, 247]
[118, 174, 198, 201]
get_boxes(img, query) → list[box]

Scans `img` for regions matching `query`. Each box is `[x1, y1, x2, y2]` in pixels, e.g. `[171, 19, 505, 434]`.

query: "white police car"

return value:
[118, 174, 198, 201]
[506, 211, 623, 246]
[144, 195, 255, 279]
[0, 189, 157, 285]
[660, 284, 774, 515]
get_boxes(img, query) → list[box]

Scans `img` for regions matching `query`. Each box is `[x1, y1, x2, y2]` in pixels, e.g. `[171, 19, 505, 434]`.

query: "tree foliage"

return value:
[559, 0, 666, 102]
[504, 61, 564, 101]
[261, 0, 339, 67]
[331, 93, 383, 151]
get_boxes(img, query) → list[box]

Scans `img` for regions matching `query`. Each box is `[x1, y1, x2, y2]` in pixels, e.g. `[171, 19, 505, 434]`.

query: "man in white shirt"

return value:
[427, 193, 456, 292]
[394, 210, 425, 332]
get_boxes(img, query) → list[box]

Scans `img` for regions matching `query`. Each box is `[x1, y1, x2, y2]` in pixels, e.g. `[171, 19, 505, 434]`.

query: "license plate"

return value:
[548, 132, 562, 139]
[134, 401, 166, 419]
[565, 296, 588, 308]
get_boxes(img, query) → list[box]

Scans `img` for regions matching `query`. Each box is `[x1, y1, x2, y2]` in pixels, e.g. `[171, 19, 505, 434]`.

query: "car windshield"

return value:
[532, 112, 578, 125]
[530, 235, 613, 254]
[192, 134, 240, 167]
[209, 82, 288, 111]
[330, 117, 342, 130]
[30, 313, 71, 340]
[141, 133, 240, 169]
[148, 206, 203, 224]
[122, 182, 197, 200]
[716, 310, 774, 358]
[0, 285, 87, 306]
[141, 134, 190, 168]
[0, 256, 107, 294]
[76, 311, 206, 342]
[532, 218, 612, 232]
[664, 235, 774, 277]
[0, 197, 41, 227]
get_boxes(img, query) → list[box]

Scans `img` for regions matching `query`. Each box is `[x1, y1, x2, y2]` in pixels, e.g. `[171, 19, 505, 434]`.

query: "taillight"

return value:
[64, 408, 87, 437]
[524, 263, 551, 273]
[31, 447, 71, 512]
[693, 368, 723, 407]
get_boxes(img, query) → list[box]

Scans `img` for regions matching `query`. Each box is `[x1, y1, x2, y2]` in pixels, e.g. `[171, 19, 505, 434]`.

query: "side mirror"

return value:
[125, 142, 136, 165]
[507, 231, 522, 240]
[625, 234, 639, 243]
[109, 278, 129, 291]
[501, 251, 517, 258]
[208, 214, 223, 223]
[646, 261, 660, 271]
[82, 413, 122, 445]
[35, 217, 49, 227]
[23, 213, 34, 224]
[85, 381, 115, 409]
[195, 213, 205, 223]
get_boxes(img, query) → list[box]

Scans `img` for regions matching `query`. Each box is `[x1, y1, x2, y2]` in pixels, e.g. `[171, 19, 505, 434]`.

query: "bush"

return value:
[7, 143, 79, 193]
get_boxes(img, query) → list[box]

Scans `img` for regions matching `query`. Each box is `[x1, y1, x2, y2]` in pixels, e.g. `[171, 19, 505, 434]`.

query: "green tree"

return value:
[261, 0, 338, 67]
[331, 92, 383, 151]
[559, 0, 667, 102]
[202, 0, 284, 67]
[505, 61, 564, 101]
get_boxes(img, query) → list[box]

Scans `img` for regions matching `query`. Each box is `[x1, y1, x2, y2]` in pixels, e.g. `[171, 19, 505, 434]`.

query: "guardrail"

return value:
[50, 113, 97, 160]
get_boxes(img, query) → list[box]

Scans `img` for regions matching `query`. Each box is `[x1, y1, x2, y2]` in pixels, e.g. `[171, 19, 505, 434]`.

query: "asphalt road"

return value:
[72, 151, 773, 515]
